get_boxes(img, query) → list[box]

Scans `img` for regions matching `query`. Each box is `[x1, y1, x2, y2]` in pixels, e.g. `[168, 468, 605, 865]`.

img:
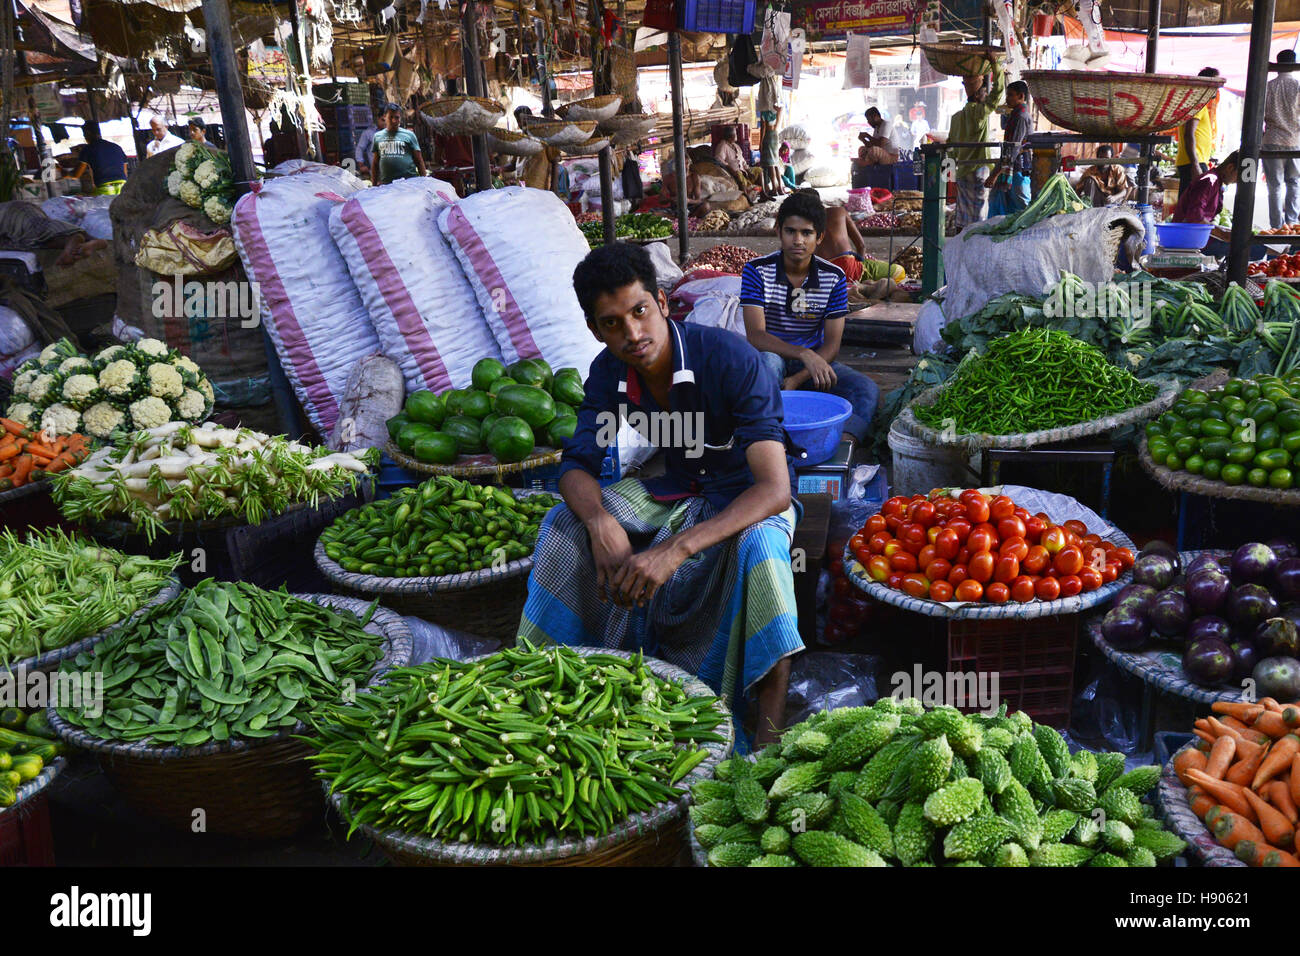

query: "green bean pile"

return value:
[914, 327, 1158, 435]
[320, 476, 558, 577]
[303, 642, 727, 847]
[56, 580, 386, 746]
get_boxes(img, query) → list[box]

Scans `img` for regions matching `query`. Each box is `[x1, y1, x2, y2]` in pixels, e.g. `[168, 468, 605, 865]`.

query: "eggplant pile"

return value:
[1100, 540, 1300, 697]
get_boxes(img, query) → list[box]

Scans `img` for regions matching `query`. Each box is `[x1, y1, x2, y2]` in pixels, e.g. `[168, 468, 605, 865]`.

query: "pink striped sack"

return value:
[329, 178, 503, 394]
[438, 187, 602, 378]
[230, 171, 377, 434]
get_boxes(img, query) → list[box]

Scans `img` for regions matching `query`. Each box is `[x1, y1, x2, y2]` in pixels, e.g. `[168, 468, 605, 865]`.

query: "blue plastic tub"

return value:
[377, 454, 421, 499]
[783, 392, 852, 466]
[1156, 221, 1212, 251]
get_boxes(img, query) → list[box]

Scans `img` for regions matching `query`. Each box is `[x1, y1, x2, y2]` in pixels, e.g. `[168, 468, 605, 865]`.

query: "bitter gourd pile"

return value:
[692, 699, 1187, 867]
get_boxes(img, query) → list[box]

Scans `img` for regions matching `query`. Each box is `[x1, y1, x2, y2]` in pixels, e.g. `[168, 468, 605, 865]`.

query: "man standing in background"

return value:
[1264, 49, 1300, 228]
[145, 118, 183, 158]
[986, 80, 1034, 217]
[947, 60, 1005, 231]
[1176, 67, 1220, 193]
[354, 110, 379, 180]
[75, 123, 128, 195]
[370, 103, 426, 185]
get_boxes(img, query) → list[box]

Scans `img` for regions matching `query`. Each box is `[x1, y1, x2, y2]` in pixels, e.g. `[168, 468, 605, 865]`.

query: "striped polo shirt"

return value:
[739, 251, 849, 349]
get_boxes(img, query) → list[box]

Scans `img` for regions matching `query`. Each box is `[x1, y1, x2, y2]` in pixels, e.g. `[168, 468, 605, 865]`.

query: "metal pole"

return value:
[461, 0, 492, 190]
[1228, 0, 1275, 285]
[1136, 0, 1160, 205]
[536, 22, 553, 117]
[288, 0, 325, 161]
[590, 0, 615, 244]
[668, 32, 688, 263]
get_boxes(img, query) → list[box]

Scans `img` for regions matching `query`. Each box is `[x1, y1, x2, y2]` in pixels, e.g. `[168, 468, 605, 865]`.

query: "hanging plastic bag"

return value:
[843, 34, 871, 90]
[758, 9, 791, 75]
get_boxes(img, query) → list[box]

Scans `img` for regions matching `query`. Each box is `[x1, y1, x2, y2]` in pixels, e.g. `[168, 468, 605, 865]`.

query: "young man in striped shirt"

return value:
[740, 191, 879, 442]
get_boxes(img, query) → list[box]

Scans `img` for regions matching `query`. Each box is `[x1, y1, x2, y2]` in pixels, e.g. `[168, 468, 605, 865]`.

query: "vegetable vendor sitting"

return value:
[518, 241, 804, 749]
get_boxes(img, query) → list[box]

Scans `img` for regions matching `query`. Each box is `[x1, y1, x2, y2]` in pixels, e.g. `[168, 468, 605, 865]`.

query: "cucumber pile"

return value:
[0, 710, 63, 807]
[388, 358, 584, 466]
[1146, 374, 1300, 491]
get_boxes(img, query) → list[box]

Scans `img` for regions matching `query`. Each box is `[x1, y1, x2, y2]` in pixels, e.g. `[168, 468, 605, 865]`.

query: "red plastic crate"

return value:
[946, 615, 1077, 729]
[0, 795, 56, 866]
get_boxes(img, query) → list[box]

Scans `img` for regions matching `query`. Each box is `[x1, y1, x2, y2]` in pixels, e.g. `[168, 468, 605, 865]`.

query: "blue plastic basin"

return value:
[782, 391, 852, 466]
[1156, 221, 1213, 251]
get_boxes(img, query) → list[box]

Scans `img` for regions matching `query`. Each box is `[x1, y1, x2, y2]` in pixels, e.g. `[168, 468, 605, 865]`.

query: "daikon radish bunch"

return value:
[52, 421, 378, 540]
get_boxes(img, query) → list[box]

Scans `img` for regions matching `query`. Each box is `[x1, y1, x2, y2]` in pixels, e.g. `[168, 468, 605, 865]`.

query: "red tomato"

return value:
[1013, 506, 1032, 523]
[854, 546, 872, 566]
[1112, 546, 1135, 570]
[833, 577, 851, 597]
[849, 534, 867, 553]
[1058, 574, 1083, 597]
[865, 514, 888, 536]
[999, 536, 1029, 562]
[830, 558, 844, 576]
[948, 565, 969, 587]
[955, 547, 972, 567]
[958, 488, 985, 507]
[887, 572, 906, 590]
[985, 581, 1010, 603]
[1102, 561, 1120, 584]
[935, 529, 961, 560]
[930, 580, 954, 602]
[954, 579, 984, 602]
[1021, 545, 1050, 575]
[1079, 567, 1103, 592]
[1010, 575, 1036, 603]
[968, 550, 995, 584]
[885, 514, 903, 533]
[1064, 531, 1082, 550]
[1063, 519, 1088, 538]
[1082, 533, 1102, 550]
[968, 528, 997, 555]
[926, 558, 952, 582]
[965, 495, 990, 524]
[867, 554, 891, 582]
[917, 545, 939, 572]
[868, 532, 892, 554]
[1054, 546, 1084, 576]
[1041, 526, 1068, 555]
[945, 517, 972, 542]
[890, 551, 919, 573]
[946, 503, 969, 521]
[1023, 515, 1045, 544]
[994, 554, 1020, 583]
[901, 523, 927, 547]
[900, 573, 931, 599]
[883, 540, 903, 558]
[997, 516, 1027, 541]
[1086, 547, 1109, 574]
[927, 526, 942, 544]
[1035, 576, 1061, 602]
[990, 495, 1016, 521]
[911, 500, 936, 527]
[901, 539, 925, 556]
[882, 496, 908, 519]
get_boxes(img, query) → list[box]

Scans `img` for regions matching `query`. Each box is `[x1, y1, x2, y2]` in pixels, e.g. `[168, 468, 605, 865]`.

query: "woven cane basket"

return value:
[557, 94, 622, 123]
[1022, 71, 1225, 138]
[487, 128, 545, 156]
[384, 439, 562, 480]
[920, 43, 1004, 77]
[1139, 437, 1300, 507]
[523, 119, 597, 148]
[313, 488, 555, 642]
[562, 137, 612, 156]
[46, 595, 413, 840]
[426, 96, 506, 136]
[598, 113, 657, 138]
[326, 647, 733, 866]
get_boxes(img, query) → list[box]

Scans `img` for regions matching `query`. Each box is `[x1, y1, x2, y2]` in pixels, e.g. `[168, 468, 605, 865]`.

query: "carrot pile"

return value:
[0, 419, 91, 490]
[1173, 698, 1300, 867]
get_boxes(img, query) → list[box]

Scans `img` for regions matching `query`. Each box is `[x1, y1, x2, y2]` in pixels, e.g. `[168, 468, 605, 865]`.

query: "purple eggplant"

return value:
[1101, 605, 1150, 651]
[1254, 617, 1300, 658]
[1114, 583, 1158, 609]
[1274, 558, 1300, 602]
[1230, 542, 1278, 586]
[1183, 638, 1235, 687]
[1148, 588, 1192, 638]
[1187, 615, 1232, 646]
[1140, 539, 1180, 569]
[1230, 641, 1259, 682]
[1228, 583, 1280, 629]
[1252, 657, 1300, 701]
[1184, 569, 1231, 615]
[1183, 553, 1223, 579]
[1265, 537, 1298, 563]
[1132, 553, 1176, 590]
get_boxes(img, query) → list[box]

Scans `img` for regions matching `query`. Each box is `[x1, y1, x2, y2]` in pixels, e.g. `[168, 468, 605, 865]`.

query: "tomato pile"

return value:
[1249, 253, 1300, 278]
[847, 490, 1136, 604]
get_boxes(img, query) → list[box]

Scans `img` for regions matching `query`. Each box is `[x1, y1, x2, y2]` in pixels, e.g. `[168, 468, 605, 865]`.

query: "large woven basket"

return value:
[557, 94, 622, 123]
[523, 119, 597, 148]
[1022, 70, 1225, 138]
[384, 439, 562, 481]
[313, 488, 555, 642]
[921, 43, 1004, 77]
[4, 574, 181, 677]
[598, 114, 658, 147]
[46, 595, 413, 840]
[326, 647, 733, 866]
[562, 136, 612, 157]
[1139, 436, 1300, 507]
[425, 96, 506, 136]
[1156, 742, 1243, 866]
[487, 128, 545, 157]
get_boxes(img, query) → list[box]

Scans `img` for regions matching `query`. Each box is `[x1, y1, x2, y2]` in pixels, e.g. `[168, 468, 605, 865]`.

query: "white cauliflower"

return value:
[176, 388, 207, 421]
[26, 373, 55, 404]
[94, 344, 128, 365]
[179, 180, 202, 209]
[128, 396, 173, 430]
[61, 373, 99, 406]
[99, 359, 139, 397]
[175, 141, 198, 168]
[198, 378, 214, 403]
[37, 342, 63, 365]
[135, 338, 169, 358]
[39, 403, 81, 436]
[174, 355, 201, 377]
[167, 171, 183, 197]
[203, 196, 232, 225]
[5, 402, 36, 427]
[193, 160, 219, 189]
[82, 401, 126, 438]
[146, 362, 184, 399]
[58, 356, 91, 375]
[11, 369, 37, 397]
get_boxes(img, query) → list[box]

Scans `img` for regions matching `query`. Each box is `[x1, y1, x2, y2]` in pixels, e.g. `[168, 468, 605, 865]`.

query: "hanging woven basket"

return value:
[523, 118, 598, 148]
[557, 94, 623, 123]
[920, 43, 1005, 77]
[425, 95, 507, 136]
[1022, 70, 1225, 138]
[562, 136, 612, 156]
[487, 127, 546, 156]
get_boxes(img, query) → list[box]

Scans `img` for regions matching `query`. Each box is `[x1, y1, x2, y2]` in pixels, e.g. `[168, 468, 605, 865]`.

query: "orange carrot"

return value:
[1189, 786, 1216, 819]
[0, 418, 25, 435]
[1253, 734, 1300, 791]
[1240, 728, 1272, 747]
[1213, 701, 1266, 723]
[1260, 697, 1283, 713]
[1227, 746, 1267, 786]
[42, 452, 76, 474]
[1186, 769, 1258, 820]
[1292, 755, 1300, 806]
[1212, 810, 1266, 849]
[1233, 840, 1300, 866]
[1266, 780, 1298, 824]
[1174, 748, 1208, 787]
[1194, 728, 1216, 745]
[0, 444, 18, 463]
[1231, 735, 1264, 764]
[1220, 714, 1251, 733]
[1280, 705, 1300, 729]
[1206, 734, 1237, 779]
[21, 442, 59, 459]
[1253, 710, 1291, 739]
[1243, 787, 1296, 849]
[10, 454, 34, 488]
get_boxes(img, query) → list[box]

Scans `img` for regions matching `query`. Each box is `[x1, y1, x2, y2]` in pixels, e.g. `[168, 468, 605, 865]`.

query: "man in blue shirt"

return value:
[741, 190, 879, 442]
[75, 122, 128, 195]
[519, 242, 804, 748]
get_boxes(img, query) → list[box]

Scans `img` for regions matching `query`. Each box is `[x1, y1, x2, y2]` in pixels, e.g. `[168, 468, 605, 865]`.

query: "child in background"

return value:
[779, 142, 798, 191]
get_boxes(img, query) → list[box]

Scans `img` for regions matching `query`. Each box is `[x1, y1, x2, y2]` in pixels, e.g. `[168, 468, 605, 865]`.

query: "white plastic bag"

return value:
[759, 9, 791, 74]
[843, 34, 871, 89]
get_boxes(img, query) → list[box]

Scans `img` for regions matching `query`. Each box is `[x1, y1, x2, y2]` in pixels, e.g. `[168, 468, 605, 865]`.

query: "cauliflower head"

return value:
[37, 342, 64, 365]
[128, 396, 173, 430]
[198, 378, 214, 403]
[12, 369, 37, 397]
[62, 373, 99, 406]
[94, 344, 128, 365]
[194, 160, 219, 189]
[99, 359, 139, 397]
[39, 403, 81, 436]
[58, 356, 92, 375]
[176, 388, 207, 421]
[146, 362, 184, 399]
[5, 402, 36, 427]
[175, 142, 198, 168]
[166, 171, 183, 198]
[179, 180, 202, 208]
[27, 373, 55, 404]
[203, 196, 232, 225]
[82, 401, 126, 438]
[135, 338, 169, 358]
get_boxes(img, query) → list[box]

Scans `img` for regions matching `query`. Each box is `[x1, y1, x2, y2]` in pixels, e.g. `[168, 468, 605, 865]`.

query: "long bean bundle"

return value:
[914, 327, 1158, 436]
[303, 642, 727, 847]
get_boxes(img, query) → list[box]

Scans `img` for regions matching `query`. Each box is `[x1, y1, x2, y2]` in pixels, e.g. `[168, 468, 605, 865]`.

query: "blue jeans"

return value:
[760, 351, 877, 444]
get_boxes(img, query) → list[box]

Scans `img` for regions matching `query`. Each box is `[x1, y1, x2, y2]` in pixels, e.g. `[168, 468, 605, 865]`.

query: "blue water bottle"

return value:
[1137, 203, 1157, 256]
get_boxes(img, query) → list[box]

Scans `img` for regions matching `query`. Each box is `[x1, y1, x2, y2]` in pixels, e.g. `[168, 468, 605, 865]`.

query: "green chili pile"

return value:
[913, 327, 1158, 436]
[303, 642, 727, 847]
